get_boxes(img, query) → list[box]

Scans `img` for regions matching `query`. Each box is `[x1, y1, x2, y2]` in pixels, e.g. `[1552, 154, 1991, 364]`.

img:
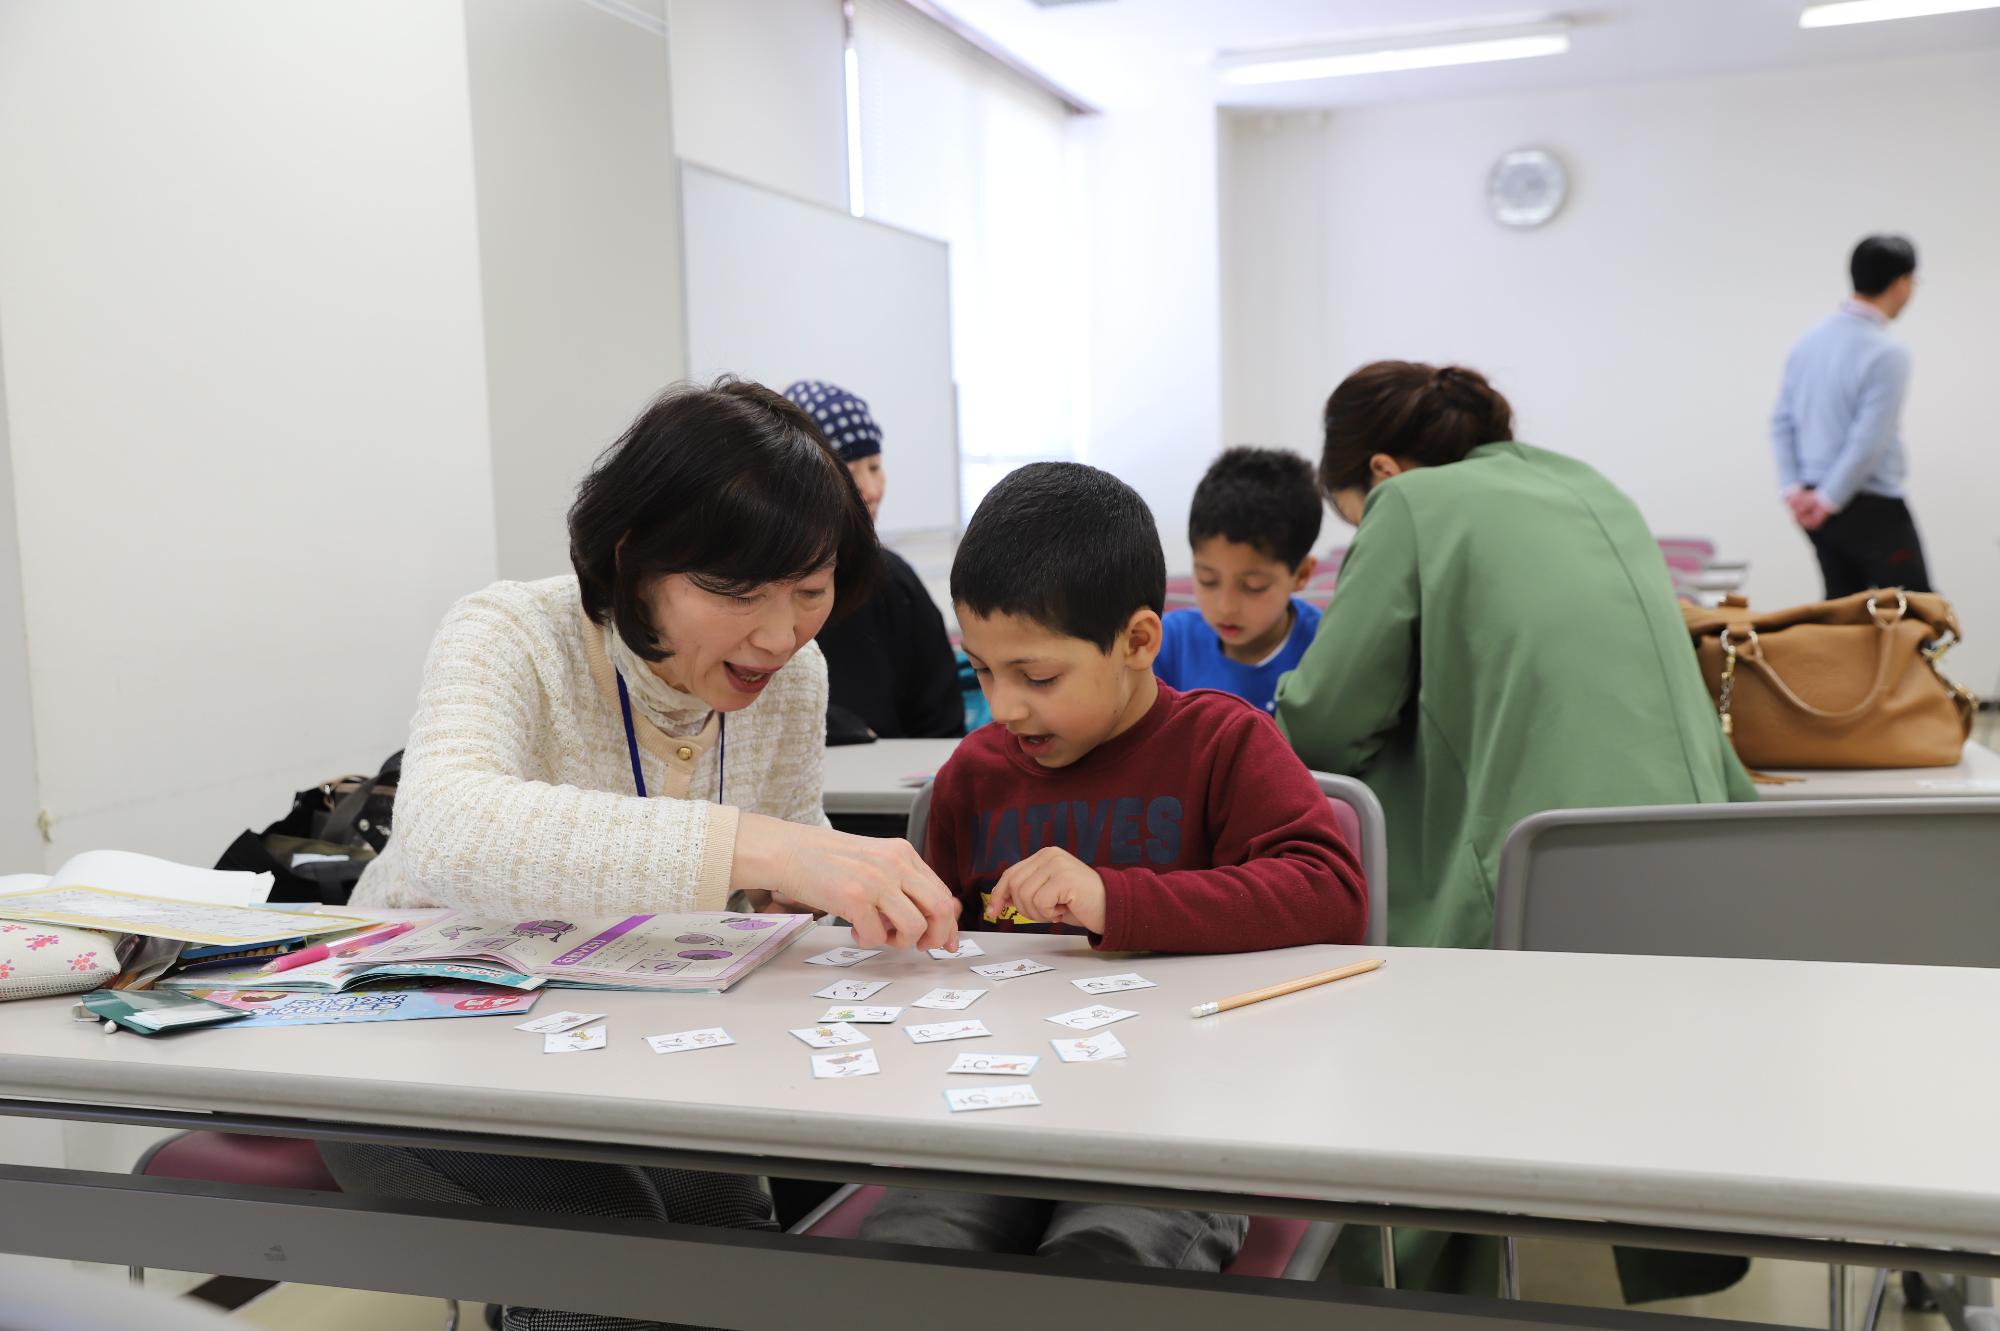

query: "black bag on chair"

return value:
[215, 752, 401, 905]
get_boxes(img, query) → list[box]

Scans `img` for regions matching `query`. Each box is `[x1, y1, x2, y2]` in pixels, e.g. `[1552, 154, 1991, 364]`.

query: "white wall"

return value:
[1075, 73, 1225, 574]
[467, 0, 688, 583]
[667, 0, 850, 212]
[0, 0, 498, 868]
[1222, 48, 2000, 689]
[0, 332, 42, 868]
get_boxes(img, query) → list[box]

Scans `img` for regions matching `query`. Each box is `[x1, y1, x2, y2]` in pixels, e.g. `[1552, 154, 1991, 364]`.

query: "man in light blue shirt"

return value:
[1771, 234, 1930, 597]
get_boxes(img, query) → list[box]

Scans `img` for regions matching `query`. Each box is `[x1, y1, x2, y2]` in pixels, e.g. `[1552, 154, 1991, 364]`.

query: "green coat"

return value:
[1276, 441, 1756, 950]
[1277, 443, 1756, 1301]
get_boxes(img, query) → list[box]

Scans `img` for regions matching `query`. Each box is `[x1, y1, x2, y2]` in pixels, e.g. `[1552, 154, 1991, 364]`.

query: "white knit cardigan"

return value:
[351, 576, 830, 914]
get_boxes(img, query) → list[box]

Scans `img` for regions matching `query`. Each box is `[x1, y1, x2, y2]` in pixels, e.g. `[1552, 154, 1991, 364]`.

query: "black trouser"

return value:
[1807, 493, 1932, 598]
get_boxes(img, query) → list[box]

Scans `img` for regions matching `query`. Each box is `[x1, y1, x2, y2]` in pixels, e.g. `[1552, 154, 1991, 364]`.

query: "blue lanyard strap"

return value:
[615, 670, 647, 799]
[615, 670, 723, 804]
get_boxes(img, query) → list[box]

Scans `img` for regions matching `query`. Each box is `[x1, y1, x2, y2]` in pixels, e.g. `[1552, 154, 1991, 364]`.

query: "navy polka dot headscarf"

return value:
[782, 380, 883, 464]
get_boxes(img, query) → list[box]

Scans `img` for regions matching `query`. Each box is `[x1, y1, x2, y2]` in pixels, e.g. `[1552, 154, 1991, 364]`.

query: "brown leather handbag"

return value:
[1683, 589, 1977, 770]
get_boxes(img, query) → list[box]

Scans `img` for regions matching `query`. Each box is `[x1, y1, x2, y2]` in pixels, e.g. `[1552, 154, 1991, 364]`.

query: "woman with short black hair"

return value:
[354, 377, 958, 949]
[329, 379, 958, 1331]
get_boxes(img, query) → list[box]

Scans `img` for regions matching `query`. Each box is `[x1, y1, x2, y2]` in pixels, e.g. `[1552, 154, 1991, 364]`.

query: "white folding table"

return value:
[5, 927, 2000, 1329]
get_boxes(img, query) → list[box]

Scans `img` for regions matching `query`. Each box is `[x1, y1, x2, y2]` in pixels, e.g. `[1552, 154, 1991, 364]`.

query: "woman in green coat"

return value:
[1275, 360, 1756, 1300]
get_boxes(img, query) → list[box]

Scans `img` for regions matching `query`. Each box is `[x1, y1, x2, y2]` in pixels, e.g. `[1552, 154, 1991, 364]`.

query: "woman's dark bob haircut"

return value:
[569, 377, 879, 661]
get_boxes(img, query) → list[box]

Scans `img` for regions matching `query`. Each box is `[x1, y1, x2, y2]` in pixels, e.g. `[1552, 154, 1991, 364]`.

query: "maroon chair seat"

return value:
[793, 1184, 1322, 1280]
[135, 1132, 339, 1192]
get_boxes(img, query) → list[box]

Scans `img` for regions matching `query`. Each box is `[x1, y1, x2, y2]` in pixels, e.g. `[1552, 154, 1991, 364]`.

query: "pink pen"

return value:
[263, 921, 414, 974]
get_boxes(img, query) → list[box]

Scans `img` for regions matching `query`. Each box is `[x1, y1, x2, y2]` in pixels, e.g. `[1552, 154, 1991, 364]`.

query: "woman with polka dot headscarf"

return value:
[784, 380, 964, 742]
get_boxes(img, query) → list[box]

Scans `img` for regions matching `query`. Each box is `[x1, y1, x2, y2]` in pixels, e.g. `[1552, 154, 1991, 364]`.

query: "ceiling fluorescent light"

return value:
[1801, 0, 2000, 25]
[1219, 21, 1570, 86]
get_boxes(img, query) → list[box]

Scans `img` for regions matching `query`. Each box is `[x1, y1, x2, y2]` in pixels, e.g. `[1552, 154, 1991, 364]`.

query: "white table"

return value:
[1760, 739, 2000, 800]
[820, 737, 959, 817]
[5, 928, 2000, 1329]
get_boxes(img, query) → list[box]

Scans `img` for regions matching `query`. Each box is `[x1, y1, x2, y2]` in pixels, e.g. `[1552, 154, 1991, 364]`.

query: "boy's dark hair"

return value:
[1189, 446, 1323, 568]
[951, 462, 1165, 652]
[1851, 234, 1917, 298]
[1319, 361, 1514, 495]
[569, 377, 878, 662]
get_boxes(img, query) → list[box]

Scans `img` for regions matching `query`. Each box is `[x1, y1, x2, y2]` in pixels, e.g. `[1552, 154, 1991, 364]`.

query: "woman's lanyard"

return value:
[615, 670, 724, 804]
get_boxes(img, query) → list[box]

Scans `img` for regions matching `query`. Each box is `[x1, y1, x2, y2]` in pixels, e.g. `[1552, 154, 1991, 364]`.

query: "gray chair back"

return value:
[1492, 798, 2000, 965]
[1312, 772, 1389, 947]
[907, 772, 1388, 947]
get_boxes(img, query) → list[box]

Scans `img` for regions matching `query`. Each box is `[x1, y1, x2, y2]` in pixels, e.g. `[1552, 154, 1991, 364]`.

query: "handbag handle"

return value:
[1732, 620, 1903, 724]
[321, 750, 402, 848]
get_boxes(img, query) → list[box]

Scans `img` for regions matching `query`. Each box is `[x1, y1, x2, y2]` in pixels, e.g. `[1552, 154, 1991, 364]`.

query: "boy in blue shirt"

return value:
[1155, 447, 1324, 713]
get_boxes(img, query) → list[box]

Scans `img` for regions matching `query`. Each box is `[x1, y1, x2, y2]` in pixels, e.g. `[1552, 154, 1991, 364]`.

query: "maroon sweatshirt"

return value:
[924, 683, 1368, 953]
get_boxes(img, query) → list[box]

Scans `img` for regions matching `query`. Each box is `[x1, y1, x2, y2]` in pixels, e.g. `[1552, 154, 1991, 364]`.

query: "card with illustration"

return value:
[970, 959, 1054, 981]
[804, 947, 880, 968]
[947, 1051, 1039, 1077]
[544, 1024, 607, 1054]
[913, 987, 987, 1010]
[926, 939, 985, 960]
[1051, 1031, 1127, 1062]
[1045, 1005, 1137, 1031]
[645, 1027, 734, 1054]
[811, 1048, 881, 1079]
[516, 1009, 603, 1035]
[944, 1085, 1041, 1113]
[814, 979, 889, 1002]
[1071, 972, 1156, 995]
[790, 1021, 869, 1049]
[817, 1005, 902, 1024]
[904, 1019, 990, 1044]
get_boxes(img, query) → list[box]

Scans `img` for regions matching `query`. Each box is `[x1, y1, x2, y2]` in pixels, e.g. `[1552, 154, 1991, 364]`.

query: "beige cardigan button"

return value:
[676, 745, 694, 761]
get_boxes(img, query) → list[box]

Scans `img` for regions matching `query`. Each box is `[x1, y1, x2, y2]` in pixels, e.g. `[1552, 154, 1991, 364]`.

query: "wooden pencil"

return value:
[1189, 957, 1385, 1018]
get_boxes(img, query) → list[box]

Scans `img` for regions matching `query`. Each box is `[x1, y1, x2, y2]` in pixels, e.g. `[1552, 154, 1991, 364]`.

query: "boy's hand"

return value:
[987, 847, 1107, 934]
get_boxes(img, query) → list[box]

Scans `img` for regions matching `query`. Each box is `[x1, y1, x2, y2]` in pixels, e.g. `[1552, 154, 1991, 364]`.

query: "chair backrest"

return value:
[909, 772, 1389, 948]
[906, 779, 935, 854]
[1313, 772, 1388, 947]
[1492, 798, 2000, 966]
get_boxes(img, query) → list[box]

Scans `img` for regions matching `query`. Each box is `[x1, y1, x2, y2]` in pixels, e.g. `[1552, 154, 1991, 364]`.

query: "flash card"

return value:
[645, 1027, 734, 1054]
[790, 1022, 870, 1049]
[948, 1051, 1039, 1076]
[945, 1085, 1041, 1113]
[927, 939, 986, 960]
[1051, 1031, 1127, 1062]
[516, 1010, 604, 1034]
[971, 959, 1055, 981]
[544, 1024, 607, 1054]
[1071, 973, 1156, 995]
[1046, 1005, 1137, 1031]
[817, 1005, 902, 1024]
[815, 979, 890, 1002]
[913, 987, 987, 1010]
[805, 947, 881, 968]
[905, 1019, 991, 1044]
[811, 1049, 881, 1079]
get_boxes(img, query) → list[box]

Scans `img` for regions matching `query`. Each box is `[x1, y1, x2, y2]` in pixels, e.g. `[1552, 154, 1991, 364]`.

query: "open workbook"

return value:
[0, 850, 338, 949]
[164, 910, 817, 995]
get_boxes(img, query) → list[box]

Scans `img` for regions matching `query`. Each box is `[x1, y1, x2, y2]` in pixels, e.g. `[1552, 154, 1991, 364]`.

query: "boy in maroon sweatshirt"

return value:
[859, 461, 1367, 1272]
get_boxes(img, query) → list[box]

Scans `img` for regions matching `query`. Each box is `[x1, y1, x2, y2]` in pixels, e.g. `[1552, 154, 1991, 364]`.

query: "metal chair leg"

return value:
[1502, 1236, 1520, 1299]
[1379, 1226, 1396, 1290]
[439, 1298, 459, 1331]
[1830, 1263, 1849, 1330]
[1859, 1269, 1888, 1331]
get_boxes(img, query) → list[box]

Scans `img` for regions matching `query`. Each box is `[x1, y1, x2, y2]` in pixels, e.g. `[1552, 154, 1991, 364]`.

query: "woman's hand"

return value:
[732, 813, 960, 952]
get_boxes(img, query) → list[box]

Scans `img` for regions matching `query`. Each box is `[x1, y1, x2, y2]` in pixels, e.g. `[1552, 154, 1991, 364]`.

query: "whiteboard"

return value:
[679, 163, 959, 536]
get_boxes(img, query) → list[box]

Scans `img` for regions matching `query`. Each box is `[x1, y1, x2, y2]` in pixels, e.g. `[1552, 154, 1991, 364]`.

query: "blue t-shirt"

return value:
[1154, 598, 1323, 714]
